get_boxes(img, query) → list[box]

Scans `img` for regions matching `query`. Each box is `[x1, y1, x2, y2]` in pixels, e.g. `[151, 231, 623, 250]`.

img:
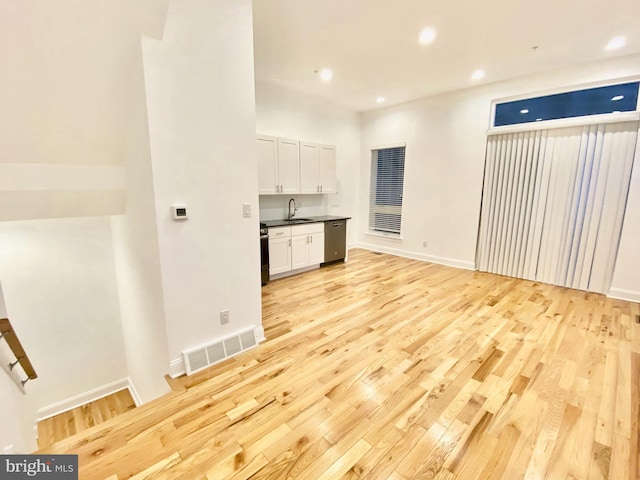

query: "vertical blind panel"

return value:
[476, 121, 638, 294]
[589, 125, 638, 292]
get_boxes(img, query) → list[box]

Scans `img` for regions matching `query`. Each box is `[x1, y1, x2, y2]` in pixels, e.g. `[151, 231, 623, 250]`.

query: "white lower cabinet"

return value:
[308, 232, 324, 265]
[268, 227, 292, 275]
[269, 223, 325, 276]
[291, 234, 310, 270]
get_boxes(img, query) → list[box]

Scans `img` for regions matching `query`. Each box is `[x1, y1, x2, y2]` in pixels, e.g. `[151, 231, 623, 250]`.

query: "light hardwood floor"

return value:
[37, 389, 136, 449]
[37, 249, 640, 479]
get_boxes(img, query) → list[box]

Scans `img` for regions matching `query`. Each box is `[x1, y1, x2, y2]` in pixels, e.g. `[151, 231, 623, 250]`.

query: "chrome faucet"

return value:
[287, 198, 298, 220]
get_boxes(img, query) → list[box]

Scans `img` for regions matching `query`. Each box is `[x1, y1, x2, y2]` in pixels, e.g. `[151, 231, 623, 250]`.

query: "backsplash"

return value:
[258, 194, 332, 221]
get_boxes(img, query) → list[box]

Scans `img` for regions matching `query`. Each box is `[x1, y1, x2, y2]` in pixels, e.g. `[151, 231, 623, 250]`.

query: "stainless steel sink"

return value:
[284, 218, 314, 224]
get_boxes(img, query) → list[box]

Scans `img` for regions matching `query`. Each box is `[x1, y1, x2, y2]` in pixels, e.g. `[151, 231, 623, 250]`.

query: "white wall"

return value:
[142, 0, 262, 366]
[0, 0, 168, 222]
[255, 82, 361, 246]
[0, 217, 128, 417]
[0, 281, 34, 453]
[110, 40, 171, 402]
[359, 54, 640, 297]
[0, 0, 167, 167]
[0, 366, 34, 453]
[0, 0, 171, 429]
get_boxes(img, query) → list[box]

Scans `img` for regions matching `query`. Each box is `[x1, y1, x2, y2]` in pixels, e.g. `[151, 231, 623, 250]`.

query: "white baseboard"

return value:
[126, 378, 142, 407]
[168, 325, 265, 379]
[269, 264, 319, 281]
[37, 377, 139, 421]
[169, 357, 185, 379]
[356, 243, 475, 271]
[608, 287, 640, 303]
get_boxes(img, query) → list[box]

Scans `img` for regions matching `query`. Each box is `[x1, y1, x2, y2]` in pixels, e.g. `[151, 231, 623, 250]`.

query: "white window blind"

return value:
[369, 146, 406, 235]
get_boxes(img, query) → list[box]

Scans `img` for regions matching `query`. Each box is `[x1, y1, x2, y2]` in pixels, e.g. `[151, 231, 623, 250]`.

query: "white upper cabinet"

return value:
[258, 135, 336, 195]
[256, 135, 300, 194]
[318, 145, 337, 194]
[300, 142, 320, 194]
[257, 135, 278, 194]
[299, 142, 337, 194]
[277, 138, 300, 194]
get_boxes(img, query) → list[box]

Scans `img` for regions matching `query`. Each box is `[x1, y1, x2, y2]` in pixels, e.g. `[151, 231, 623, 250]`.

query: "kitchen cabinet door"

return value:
[318, 145, 337, 194]
[300, 142, 320, 193]
[277, 138, 300, 194]
[268, 236, 291, 275]
[291, 234, 310, 270]
[257, 135, 278, 194]
[308, 232, 325, 265]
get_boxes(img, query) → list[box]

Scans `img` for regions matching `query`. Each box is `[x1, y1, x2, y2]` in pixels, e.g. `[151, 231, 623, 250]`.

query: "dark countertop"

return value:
[261, 215, 351, 228]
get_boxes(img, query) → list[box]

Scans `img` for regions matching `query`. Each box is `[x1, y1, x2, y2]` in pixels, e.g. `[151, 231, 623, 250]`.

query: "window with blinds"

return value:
[369, 145, 406, 235]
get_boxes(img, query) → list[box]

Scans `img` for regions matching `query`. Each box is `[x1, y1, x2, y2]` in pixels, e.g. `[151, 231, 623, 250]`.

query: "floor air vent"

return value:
[183, 328, 258, 375]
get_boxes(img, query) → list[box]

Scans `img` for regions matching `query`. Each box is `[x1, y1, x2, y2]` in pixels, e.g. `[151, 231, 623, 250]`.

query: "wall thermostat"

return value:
[172, 204, 188, 220]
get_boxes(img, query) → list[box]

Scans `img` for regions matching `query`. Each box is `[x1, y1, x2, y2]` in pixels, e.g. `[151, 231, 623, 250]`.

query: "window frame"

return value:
[488, 77, 640, 134]
[368, 143, 407, 238]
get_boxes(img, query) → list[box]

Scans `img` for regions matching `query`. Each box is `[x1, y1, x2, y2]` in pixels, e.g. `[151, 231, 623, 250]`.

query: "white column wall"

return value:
[110, 40, 171, 403]
[142, 0, 262, 366]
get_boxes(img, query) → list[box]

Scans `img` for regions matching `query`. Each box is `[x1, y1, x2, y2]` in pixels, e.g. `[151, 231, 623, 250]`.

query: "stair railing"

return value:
[0, 318, 37, 390]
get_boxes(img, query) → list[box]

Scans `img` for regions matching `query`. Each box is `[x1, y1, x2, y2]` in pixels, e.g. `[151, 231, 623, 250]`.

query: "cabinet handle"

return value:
[320, 185, 323, 193]
[288, 238, 291, 247]
[310, 235, 313, 243]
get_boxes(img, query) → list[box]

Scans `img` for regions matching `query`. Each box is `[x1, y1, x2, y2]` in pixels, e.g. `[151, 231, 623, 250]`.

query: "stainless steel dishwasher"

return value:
[323, 219, 347, 263]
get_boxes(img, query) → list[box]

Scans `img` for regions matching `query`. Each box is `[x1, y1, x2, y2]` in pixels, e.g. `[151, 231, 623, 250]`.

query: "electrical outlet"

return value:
[422, 241, 428, 248]
[220, 310, 230, 325]
[242, 203, 251, 218]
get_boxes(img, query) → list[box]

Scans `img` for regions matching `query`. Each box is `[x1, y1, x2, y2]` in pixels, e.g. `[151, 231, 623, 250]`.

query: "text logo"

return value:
[1, 455, 78, 479]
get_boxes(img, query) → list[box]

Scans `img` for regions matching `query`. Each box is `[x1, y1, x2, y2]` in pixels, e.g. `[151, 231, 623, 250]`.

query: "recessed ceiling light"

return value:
[376, 96, 386, 104]
[418, 27, 436, 46]
[611, 95, 624, 101]
[317, 68, 333, 82]
[520, 109, 529, 114]
[605, 36, 626, 51]
[471, 69, 485, 81]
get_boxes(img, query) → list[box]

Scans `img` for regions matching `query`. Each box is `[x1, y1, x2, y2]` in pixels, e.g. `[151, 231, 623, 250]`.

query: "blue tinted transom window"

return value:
[494, 82, 639, 127]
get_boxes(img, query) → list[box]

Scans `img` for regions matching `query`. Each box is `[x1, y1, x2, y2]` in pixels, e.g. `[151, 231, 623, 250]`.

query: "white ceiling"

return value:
[252, 0, 640, 112]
